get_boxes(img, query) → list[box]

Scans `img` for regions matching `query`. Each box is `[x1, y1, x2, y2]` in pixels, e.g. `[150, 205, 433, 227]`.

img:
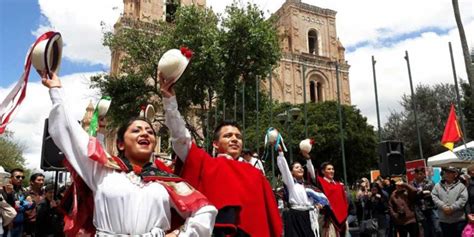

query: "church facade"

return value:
[268, 0, 351, 105]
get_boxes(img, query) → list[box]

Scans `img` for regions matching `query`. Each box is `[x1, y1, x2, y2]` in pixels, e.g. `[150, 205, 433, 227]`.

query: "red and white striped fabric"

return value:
[0, 31, 62, 134]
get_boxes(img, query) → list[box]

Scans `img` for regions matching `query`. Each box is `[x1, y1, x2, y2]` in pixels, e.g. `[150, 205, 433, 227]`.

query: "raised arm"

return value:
[276, 151, 294, 191]
[160, 74, 192, 161]
[304, 154, 316, 183]
[42, 72, 104, 191]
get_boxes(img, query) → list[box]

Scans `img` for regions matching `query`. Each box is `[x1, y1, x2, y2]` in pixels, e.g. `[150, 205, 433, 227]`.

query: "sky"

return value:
[0, 0, 473, 171]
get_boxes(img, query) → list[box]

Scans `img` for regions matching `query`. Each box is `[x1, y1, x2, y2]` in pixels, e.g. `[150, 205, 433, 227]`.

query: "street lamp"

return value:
[276, 107, 301, 163]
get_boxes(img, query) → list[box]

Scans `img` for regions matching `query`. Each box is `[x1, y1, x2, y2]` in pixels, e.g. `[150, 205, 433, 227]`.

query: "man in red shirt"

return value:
[160, 76, 282, 237]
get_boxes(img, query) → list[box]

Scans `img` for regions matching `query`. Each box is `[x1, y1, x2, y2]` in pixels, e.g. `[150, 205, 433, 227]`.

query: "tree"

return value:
[245, 101, 378, 184]
[382, 83, 466, 160]
[452, 0, 474, 104]
[0, 131, 26, 171]
[92, 3, 281, 146]
[461, 81, 474, 139]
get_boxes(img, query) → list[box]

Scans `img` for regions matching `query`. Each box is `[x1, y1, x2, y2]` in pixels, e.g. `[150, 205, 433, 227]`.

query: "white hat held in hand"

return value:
[299, 138, 314, 154]
[31, 32, 63, 75]
[158, 47, 193, 84]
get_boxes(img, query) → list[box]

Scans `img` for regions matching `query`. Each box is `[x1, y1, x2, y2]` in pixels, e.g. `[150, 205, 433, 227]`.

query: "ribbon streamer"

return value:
[0, 31, 60, 134]
[88, 96, 112, 137]
[264, 127, 287, 152]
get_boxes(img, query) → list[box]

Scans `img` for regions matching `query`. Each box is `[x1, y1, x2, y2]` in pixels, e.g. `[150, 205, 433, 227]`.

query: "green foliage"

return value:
[382, 83, 471, 160]
[245, 101, 378, 184]
[91, 73, 155, 127]
[92, 3, 281, 144]
[461, 81, 474, 139]
[218, 2, 281, 106]
[0, 132, 26, 172]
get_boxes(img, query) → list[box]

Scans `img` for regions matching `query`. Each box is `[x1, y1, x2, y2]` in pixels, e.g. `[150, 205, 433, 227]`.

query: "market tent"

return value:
[427, 141, 474, 168]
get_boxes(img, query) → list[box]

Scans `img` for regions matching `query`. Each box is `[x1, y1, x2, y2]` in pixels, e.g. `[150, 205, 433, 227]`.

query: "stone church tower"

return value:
[104, 0, 206, 156]
[111, 0, 206, 75]
[269, 0, 351, 105]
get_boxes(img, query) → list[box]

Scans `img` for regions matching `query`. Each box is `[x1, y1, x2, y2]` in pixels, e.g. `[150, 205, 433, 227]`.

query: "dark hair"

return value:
[116, 117, 156, 156]
[289, 161, 302, 171]
[30, 173, 45, 182]
[213, 120, 241, 141]
[10, 168, 24, 175]
[45, 184, 55, 192]
[369, 182, 382, 193]
[320, 161, 333, 173]
[242, 148, 252, 155]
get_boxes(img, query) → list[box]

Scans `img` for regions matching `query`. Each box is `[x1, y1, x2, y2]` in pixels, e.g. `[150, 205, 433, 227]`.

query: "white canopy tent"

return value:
[427, 141, 474, 168]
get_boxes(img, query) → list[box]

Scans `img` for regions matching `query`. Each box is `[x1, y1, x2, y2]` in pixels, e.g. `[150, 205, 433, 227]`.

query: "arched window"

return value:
[316, 82, 323, 102]
[310, 81, 316, 102]
[308, 30, 318, 55]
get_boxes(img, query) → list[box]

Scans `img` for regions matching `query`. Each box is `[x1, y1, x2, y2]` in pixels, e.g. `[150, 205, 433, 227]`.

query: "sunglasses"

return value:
[15, 176, 25, 180]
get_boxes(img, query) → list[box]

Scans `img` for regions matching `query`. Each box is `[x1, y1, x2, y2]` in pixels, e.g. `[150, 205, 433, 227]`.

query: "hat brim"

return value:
[145, 104, 155, 122]
[158, 49, 190, 84]
[32, 32, 63, 75]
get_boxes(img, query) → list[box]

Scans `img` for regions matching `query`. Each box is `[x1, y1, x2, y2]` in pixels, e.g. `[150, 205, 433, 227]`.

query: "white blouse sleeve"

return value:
[48, 88, 105, 191]
[173, 204, 217, 237]
[306, 159, 316, 183]
[163, 96, 192, 162]
[257, 159, 265, 175]
[276, 151, 294, 191]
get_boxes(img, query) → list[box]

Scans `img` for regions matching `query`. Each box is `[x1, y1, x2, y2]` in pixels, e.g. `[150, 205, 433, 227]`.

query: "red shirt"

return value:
[176, 143, 282, 237]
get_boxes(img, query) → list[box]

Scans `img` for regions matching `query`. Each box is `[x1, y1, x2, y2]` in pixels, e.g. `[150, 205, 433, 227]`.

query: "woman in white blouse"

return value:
[276, 147, 326, 237]
[41, 72, 217, 237]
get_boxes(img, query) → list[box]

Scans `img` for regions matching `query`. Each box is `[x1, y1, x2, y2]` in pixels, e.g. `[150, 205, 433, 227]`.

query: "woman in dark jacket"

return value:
[366, 183, 389, 237]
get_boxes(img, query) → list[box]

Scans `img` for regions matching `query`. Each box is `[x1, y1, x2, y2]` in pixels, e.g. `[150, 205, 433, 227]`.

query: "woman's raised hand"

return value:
[158, 72, 176, 98]
[38, 70, 61, 89]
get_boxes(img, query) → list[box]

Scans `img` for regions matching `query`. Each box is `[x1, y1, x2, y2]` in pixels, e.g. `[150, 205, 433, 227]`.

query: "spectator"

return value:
[24, 173, 45, 237]
[365, 183, 389, 237]
[36, 184, 64, 237]
[5, 168, 34, 237]
[431, 166, 468, 237]
[466, 165, 474, 235]
[388, 179, 419, 237]
[410, 167, 441, 237]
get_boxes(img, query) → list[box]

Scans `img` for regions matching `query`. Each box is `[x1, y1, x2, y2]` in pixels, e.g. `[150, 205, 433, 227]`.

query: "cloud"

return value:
[12, 0, 472, 170]
[1, 73, 101, 170]
[348, 20, 474, 127]
[34, 0, 123, 66]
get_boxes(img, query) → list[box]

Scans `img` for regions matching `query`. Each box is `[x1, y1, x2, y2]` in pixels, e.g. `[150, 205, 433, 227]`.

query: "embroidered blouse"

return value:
[47, 88, 216, 236]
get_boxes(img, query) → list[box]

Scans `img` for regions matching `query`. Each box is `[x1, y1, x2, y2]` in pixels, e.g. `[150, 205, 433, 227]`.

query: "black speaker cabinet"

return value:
[41, 119, 67, 171]
[378, 141, 406, 177]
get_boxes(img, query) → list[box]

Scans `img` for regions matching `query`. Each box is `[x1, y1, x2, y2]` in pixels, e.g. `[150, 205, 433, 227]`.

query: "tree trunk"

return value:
[452, 0, 474, 103]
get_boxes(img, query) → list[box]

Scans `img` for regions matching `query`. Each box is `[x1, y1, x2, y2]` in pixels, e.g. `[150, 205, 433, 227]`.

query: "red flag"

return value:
[441, 104, 462, 150]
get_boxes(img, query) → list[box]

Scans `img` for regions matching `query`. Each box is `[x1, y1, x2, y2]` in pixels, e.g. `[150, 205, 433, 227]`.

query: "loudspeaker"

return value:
[378, 141, 405, 177]
[41, 119, 67, 171]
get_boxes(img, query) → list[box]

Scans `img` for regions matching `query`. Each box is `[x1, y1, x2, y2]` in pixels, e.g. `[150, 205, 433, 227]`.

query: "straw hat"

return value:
[31, 32, 63, 75]
[158, 47, 193, 84]
[299, 138, 314, 154]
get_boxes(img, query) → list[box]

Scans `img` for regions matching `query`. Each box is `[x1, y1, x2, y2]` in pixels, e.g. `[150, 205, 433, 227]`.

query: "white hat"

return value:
[299, 138, 314, 154]
[145, 104, 155, 122]
[31, 32, 63, 75]
[157, 47, 193, 84]
[97, 96, 112, 118]
[139, 104, 156, 122]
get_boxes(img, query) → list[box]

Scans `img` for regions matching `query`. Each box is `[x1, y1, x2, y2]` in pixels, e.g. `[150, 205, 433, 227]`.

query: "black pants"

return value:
[440, 221, 467, 237]
[395, 222, 419, 237]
